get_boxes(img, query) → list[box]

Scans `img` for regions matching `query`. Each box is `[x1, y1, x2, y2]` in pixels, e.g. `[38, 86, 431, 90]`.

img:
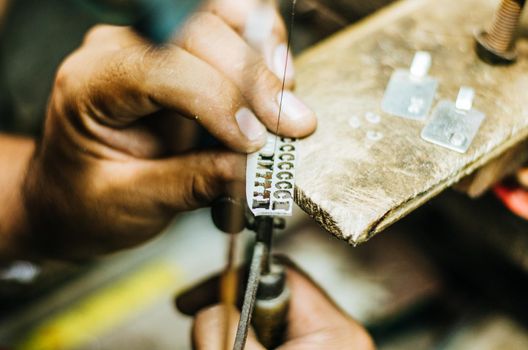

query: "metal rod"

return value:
[232, 242, 266, 350]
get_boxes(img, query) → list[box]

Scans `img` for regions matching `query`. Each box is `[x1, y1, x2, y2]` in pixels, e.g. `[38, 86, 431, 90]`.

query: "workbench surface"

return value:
[294, 0, 528, 244]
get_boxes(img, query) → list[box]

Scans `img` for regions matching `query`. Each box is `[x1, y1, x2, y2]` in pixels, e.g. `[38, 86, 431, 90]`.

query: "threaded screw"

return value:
[475, 0, 526, 65]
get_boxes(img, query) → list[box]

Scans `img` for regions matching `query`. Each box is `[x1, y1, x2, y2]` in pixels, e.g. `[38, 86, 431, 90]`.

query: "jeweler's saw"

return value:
[77, 0, 299, 348]
[210, 2, 299, 348]
[211, 131, 297, 349]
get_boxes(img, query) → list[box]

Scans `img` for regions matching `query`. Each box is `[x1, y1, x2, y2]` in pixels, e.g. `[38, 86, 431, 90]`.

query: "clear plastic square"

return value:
[421, 100, 485, 153]
[382, 69, 438, 120]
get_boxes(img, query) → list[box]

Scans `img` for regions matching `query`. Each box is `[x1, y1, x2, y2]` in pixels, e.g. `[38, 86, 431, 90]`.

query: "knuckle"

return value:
[83, 25, 142, 50]
[250, 62, 280, 96]
[182, 12, 216, 36]
[54, 59, 73, 91]
[179, 12, 223, 49]
[186, 154, 239, 207]
[191, 11, 223, 29]
[216, 80, 244, 113]
[212, 153, 244, 182]
[210, 155, 232, 181]
[54, 54, 84, 98]
[196, 74, 243, 118]
[272, 15, 287, 39]
[111, 48, 142, 83]
[185, 166, 219, 208]
[83, 25, 113, 45]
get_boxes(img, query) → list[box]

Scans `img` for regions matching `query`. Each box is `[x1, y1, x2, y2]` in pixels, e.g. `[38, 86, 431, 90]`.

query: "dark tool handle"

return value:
[211, 196, 247, 234]
[252, 263, 290, 349]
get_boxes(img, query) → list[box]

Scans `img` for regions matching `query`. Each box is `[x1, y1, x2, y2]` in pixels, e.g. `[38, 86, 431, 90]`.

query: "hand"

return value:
[203, 0, 296, 85]
[21, 0, 316, 259]
[181, 267, 375, 349]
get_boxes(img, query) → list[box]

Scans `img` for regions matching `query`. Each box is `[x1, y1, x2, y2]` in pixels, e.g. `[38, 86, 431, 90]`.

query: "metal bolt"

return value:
[475, 0, 526, 65]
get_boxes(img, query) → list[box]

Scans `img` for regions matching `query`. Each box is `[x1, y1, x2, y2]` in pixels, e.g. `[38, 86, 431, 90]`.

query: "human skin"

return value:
[0, 0, 316, 261]
[192, 268, 376, 350]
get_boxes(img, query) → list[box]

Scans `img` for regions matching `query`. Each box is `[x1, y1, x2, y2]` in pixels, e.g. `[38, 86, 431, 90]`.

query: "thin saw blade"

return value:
[246, 0, 298, 217]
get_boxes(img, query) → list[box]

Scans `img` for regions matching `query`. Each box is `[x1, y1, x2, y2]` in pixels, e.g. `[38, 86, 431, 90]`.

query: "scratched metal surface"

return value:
[293, 0, 528, 244]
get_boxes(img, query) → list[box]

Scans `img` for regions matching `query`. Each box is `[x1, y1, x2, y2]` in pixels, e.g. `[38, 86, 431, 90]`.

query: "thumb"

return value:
[136, 150, 246, 212]
[193, 305, 265, 350]
[280, 266, 375, 350]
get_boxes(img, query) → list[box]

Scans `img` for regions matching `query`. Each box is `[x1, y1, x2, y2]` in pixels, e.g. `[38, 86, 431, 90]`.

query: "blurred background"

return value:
[1, 0, 528, 349]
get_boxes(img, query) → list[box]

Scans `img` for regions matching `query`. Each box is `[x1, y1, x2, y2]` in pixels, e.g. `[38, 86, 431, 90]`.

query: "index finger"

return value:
[204, 0, 294, 86]
[63, 26, 269, 153]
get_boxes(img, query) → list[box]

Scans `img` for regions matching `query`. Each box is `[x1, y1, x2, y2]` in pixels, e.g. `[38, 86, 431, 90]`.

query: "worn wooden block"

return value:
[454, 140, 528, 197]
[294, 0, 528, 244]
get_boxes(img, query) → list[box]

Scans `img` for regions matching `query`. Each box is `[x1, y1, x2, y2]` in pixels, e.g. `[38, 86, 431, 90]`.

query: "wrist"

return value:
[21, 143, 71, 260]
[21, 137, 105, 260]
[0, 135, 35, 261]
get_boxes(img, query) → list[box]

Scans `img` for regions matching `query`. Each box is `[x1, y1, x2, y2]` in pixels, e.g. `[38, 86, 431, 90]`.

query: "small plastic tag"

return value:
[246, 133, 297, 216]
[409, 51, 432, 78]
[455, 86, 475, 111]
[421, 87, 485, 153]
[382, 51, 438, 120]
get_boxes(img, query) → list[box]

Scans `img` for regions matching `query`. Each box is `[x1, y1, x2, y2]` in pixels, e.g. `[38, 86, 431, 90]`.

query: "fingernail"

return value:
[236, 107, 267, 142]
[272, 44, 295, 81]
[278, 91, 314, 122]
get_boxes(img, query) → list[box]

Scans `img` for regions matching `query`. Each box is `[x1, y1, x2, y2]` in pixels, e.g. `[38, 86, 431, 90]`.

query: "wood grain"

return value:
[293, 0, 528, 244]
[455, 140, 528, 197]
